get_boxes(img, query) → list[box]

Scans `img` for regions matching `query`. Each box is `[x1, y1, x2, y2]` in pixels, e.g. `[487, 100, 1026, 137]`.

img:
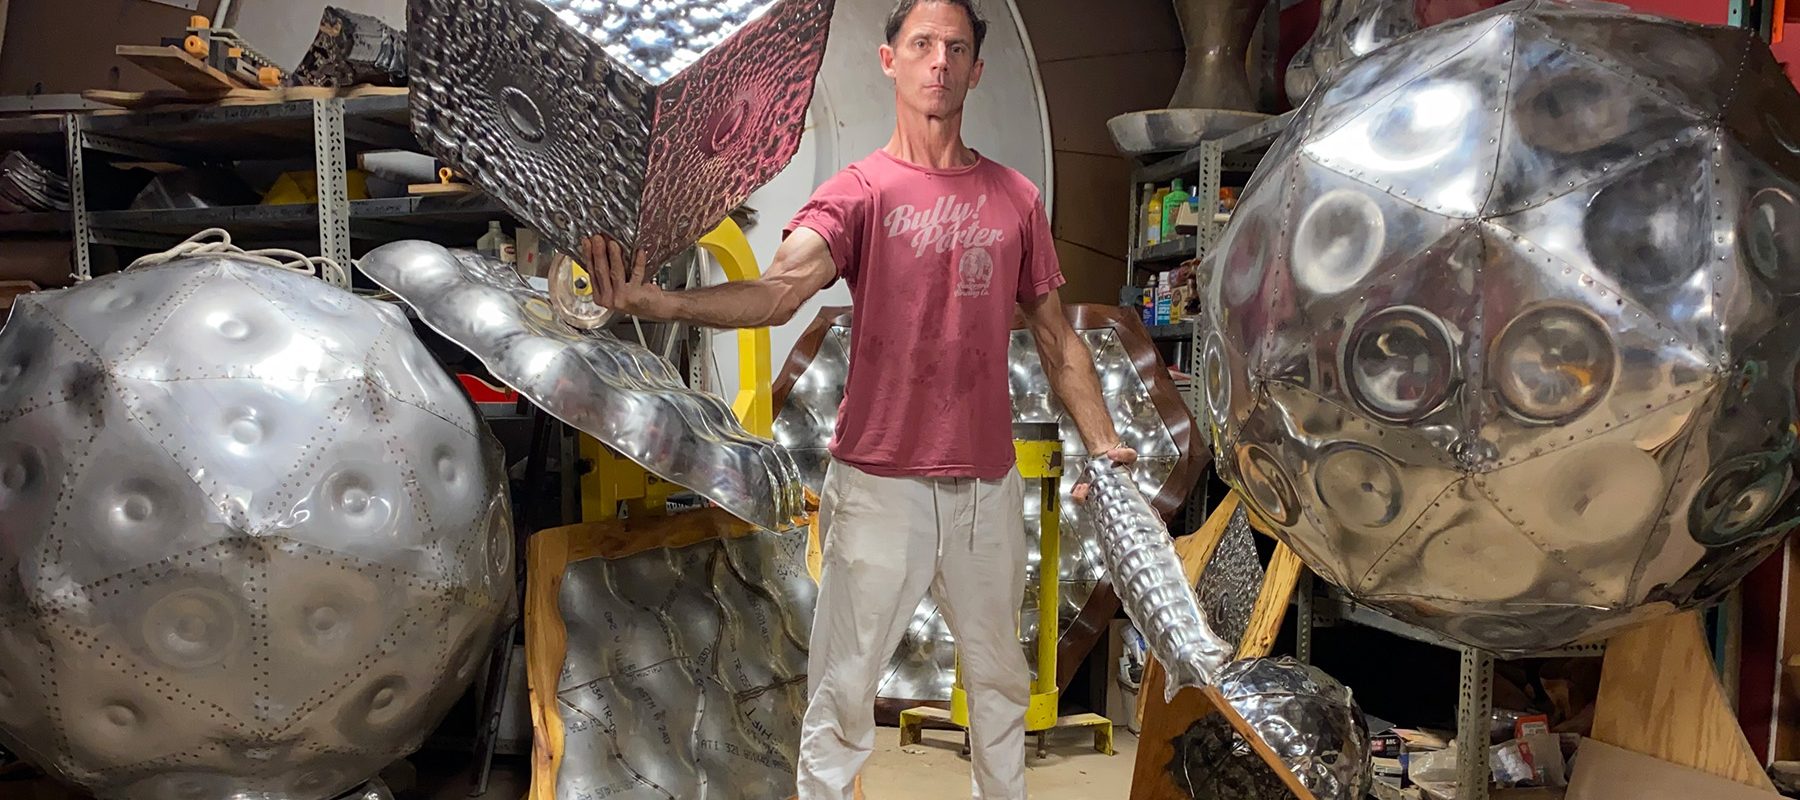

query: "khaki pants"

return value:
[795, 459, 1031, 799]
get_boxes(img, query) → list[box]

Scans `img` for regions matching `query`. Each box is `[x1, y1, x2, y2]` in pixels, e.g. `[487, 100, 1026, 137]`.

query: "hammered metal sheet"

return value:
[773, 314, 1192, 703]
[359, 241, 806, 532]
[0, 257, 513, 800]
[406, 0, 834, 268]
[1196, 506, 1264, 647]
[554, 527, 813, 800]
[1174, 658, 1371, 800]
[1202, 0, 1800, 655]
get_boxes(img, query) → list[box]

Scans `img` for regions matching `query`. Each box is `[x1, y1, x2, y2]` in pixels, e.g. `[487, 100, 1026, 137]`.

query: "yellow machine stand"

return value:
[573, 217, 775, 522]
[897, 425, 1115, 759]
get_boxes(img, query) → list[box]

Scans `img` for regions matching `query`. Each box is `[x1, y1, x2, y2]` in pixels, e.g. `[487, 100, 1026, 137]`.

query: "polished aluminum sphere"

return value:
[1201, 0, 1800, 654]
[0, 257, 513, 799]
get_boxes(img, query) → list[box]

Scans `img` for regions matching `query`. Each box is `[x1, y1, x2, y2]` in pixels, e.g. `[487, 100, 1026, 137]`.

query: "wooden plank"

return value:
[1593, 610, 1777, 791]
[116, 44, 251, 93]
[1239, 543, 1305, 659]
[524, 526, 574, 800]
[407, 181, 479, 196]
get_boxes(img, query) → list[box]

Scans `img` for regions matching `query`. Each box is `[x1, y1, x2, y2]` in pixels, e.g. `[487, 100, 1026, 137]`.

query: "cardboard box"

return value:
[1567, 740, 1782, 800]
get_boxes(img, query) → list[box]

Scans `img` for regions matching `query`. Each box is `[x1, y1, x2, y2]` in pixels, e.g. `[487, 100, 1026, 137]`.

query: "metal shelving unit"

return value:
[1123, 110, 1296, 535]
[32, 92, 508, 280]
[1299, 583, 1605, 800]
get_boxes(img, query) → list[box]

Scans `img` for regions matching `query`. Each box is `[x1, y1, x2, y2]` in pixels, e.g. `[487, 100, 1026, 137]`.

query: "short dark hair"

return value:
[884, 0, 989, 58]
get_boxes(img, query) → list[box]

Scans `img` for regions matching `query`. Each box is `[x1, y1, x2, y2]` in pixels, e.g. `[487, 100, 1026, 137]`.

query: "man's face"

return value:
[880, 2, 984, 118]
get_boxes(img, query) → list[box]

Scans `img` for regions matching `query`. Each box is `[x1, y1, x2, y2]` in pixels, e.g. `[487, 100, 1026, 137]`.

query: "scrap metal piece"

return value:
[1083, 461, 1233, 697]
[288, 6, 409, 88]
[552, 526, 814, 800]
[359, 240, 807, 532]
[0, 256, 514, 800]
[1205, 0, 1800, 654]
[405, 0, 834, 267]
[1174, 658, 1372, 800]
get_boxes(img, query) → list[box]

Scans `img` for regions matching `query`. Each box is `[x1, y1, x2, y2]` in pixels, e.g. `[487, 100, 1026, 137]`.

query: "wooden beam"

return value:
[1593, 610, 1777, 792]
[1239, 544, 1304, 659]
[116, 45, 250, 93]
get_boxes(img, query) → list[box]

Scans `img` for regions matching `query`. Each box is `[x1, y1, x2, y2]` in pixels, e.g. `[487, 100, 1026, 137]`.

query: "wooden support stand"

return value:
[1592, 610, 1777, 792]
[1130, 492, 1316, 800]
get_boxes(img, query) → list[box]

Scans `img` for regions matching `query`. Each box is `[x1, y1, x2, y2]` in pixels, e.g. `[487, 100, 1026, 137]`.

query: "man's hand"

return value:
[1072, 443, 1137, 504]
[580, 234, 664, 317]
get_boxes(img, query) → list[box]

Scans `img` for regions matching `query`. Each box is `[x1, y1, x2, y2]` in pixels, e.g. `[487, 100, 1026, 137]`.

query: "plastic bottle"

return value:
[1161, 179, 1190, 242]
[1145, 185, 1164, 248]
[1155, 272, 1172, 325]
[477, 221, 516, 265]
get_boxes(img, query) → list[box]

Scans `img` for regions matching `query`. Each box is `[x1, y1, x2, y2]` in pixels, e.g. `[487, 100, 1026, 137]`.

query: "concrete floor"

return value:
[861, 725, 1138, 800]
[409, 724, 1138, 799]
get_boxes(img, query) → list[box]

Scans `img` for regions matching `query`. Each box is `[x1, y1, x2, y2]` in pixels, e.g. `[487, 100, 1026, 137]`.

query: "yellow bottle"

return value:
[1145, 185, 1163, 248]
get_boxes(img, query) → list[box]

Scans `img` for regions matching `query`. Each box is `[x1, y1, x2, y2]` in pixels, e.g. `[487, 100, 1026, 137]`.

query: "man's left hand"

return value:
[1071, 443, 1137, 504]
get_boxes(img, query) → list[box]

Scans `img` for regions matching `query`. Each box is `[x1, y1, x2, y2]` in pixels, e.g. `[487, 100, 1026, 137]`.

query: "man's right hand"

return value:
[581, 234, 665, 317]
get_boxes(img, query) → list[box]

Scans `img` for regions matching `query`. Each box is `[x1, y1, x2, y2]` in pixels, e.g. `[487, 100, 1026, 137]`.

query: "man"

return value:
[583, 1, 1135, 796]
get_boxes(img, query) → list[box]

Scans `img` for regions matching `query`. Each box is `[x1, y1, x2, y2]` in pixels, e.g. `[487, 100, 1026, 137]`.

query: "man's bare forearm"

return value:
[643, 280, 796, 328]
[1042, 333, 1121, 453]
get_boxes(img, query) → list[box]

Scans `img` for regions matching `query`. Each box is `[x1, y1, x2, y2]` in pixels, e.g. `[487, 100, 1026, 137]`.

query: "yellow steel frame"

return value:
[575, 218, 773, 520]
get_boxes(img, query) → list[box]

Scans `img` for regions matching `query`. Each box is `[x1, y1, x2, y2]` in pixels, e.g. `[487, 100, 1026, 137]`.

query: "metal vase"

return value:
[1171, 0, 1266, 112]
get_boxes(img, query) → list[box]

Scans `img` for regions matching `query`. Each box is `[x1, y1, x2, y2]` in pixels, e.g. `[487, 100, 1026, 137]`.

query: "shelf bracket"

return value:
[312, 98, 353, 280]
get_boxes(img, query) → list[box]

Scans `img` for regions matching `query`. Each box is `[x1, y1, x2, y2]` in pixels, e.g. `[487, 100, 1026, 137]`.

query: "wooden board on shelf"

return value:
[115, 45, 252, 94]
[408, 181, 479, 197]
[84, 85, 410, 112]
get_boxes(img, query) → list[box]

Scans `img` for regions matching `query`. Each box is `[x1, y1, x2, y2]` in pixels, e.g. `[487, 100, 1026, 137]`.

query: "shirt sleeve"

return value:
[1017, 197, 1066, 304]
[783, 168, 871, 286]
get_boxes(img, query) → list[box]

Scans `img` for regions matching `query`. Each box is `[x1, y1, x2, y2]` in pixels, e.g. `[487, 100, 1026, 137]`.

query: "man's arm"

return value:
[582, 227, 838, 329]
[1021, 287, 1128, 456]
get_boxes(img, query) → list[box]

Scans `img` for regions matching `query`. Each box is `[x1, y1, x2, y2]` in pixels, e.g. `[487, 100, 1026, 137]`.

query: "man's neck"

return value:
[883, 108, 977, 170]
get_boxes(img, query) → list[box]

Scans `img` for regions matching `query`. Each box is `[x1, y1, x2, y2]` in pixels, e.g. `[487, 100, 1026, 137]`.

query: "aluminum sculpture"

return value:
[1283, 0, 1420, 106]
[0, 256, 513, 800]
[406, 0, 835, 268]
[1201, 0, 1800, 654]
[773, 307, 1202, 706]
[359, 241, 807, 532]
[550, 525, 814, 799]
[1174, 658, 1371, 800]
[1082, 462, 1233, 696]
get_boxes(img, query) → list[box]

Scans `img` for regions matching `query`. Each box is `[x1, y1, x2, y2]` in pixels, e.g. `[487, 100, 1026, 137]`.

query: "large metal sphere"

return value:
[1201, 0, 1800, 654]
[0, 257, 514, 799]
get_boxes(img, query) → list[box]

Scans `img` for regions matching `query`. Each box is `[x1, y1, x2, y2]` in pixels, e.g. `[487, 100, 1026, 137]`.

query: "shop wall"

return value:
[0, 0, 222, 95]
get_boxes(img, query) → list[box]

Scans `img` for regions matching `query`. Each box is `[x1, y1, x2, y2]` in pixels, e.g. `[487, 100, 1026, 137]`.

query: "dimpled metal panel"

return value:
[1173, 658, 1371, 800]
[772, 314, 1192, 703]
[1196, 506, 1264, 647]
[554, 528, 813, 799]
[359, 241, 807, 532]
[0, 257, 513, 800]
[406, 0, 833, 268]
[1201, 0, 1800, 655]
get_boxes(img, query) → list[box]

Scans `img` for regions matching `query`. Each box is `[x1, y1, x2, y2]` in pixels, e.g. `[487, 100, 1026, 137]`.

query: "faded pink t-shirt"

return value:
[784, 149, 1065, 479]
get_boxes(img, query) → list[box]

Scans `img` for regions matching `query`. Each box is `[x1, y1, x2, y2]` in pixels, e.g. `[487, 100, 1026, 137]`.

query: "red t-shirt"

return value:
[784, 149, 1065, 479]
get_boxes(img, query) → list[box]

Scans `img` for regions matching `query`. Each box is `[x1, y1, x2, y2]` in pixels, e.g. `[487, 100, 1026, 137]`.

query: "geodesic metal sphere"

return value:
[0, 256, 513, 799]
[1201, 0, 1800, 654]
